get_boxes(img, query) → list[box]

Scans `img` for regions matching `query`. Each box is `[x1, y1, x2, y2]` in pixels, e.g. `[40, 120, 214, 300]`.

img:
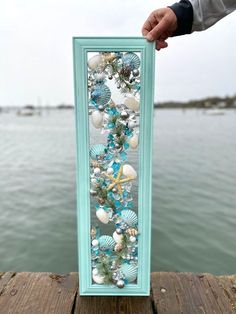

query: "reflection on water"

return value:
[0, 109, 236, 274]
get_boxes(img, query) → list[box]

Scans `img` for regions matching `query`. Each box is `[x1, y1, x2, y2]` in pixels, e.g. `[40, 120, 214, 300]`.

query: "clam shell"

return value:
[91, 110, 103, 128]
[121, 210, 138, 227]
[96, 207, 109, 224]
[122, 164, 137, 179]
[91, 84, 111, 106]
[113, 231, 124, 244]
[124, 97, 139, 112]
[88, 54, 104, 70]
[92, 273, 105, 284]
[120, 264, 137, 283]
[122, 53, 140, 70]
[90, 144, 106, 160]
[98, 235, 115, 251]
[129, 134, 139, 149]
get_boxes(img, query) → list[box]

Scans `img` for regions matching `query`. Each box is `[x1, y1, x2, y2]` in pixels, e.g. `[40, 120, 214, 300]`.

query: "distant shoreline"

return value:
[1, 95, 236, 111]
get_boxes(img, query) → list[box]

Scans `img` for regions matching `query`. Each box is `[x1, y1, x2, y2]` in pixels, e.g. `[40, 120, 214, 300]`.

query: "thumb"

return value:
[146, 19, 167, 41]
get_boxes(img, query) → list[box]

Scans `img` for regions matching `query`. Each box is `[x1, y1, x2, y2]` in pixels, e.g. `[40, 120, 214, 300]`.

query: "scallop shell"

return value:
[96, 207, 110, 224]
[120, 264, 137, 283]
[90, 144, 106, 160]
[121, 210, 138, 227]
[129, 134, 139, 149]
[113, 231, 124, 244]
[91, 84, 111, 106]
[124, 97, 139, 112]
[91, 110, 103, 128]
[122, 53, 140, 70]
[88, 54, 105, 70]
[98, 235, 115, 251]
[122, 164, 137, 179]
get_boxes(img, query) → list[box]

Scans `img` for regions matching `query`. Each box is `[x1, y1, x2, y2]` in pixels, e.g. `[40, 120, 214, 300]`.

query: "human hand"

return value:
[142, 8, 178, 50]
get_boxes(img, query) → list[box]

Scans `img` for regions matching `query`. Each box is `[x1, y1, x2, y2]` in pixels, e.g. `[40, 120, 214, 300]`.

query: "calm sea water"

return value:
[0, 109, 236, 275]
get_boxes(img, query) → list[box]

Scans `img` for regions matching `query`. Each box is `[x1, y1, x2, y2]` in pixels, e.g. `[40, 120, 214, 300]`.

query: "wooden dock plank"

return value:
[74, 295, 153, 314]
[0, 272, 78, 314]
[1, 272, 236, 314]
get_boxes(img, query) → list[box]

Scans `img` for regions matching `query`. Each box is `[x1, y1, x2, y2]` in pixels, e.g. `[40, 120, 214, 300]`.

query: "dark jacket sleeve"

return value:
[169, 0, 193, 36]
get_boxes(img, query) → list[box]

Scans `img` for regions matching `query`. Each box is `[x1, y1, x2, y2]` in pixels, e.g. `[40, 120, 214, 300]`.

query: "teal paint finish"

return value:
[73, 37, 155, 296]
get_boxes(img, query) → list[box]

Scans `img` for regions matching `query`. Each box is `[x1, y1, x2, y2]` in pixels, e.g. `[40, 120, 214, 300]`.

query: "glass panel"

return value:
[87, 51, 141, 289]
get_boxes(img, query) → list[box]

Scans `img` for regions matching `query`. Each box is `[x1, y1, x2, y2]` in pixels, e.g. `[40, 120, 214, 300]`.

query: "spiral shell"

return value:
[129, 134, 139, 149]
[90, 144, 106, 160]
[126, 228, 138, 236]
[122, 53, 140, 70]
[120, 264, 138, 283]
[98, 235, 115, 251]
[121, 210, 138, 227]
[91, 84, 111, 106]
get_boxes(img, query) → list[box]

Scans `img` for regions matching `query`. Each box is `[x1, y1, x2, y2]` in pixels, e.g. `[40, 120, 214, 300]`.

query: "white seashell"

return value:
[120, 264, 137, 283]
[96, 208, 109, 224]
[92, 268, 98, 276]
[121, 210, 138, 227]
[88, 54, 104, 70]
[122, 164, 137, 179]
[95, 72, 105, 81]
[129, 134, 139, 149]
[92, 273, 105, 284]
[91, 110, 103, 129]
[113, 231, 124, 244]
[124, 97, 139, 112]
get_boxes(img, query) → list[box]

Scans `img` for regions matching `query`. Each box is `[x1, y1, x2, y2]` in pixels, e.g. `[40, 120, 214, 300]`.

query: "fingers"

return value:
[156, 40, 168, 51]
[146, 18, 168, 41]
[142, 12, 159, 36]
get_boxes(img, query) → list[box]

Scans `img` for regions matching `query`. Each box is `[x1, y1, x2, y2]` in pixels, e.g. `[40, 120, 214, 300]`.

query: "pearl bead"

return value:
[107, 167, 114, 175]
[108, 75, 113, 80]
[132, 69, 139, 77]
[92, 239, 99, 247]
[98, 105, 104, 111]
[117, 279, 125, 289]
[116, 228, 122, 234]
[130, 236, 136, 243]
[94, 167, 101, 175]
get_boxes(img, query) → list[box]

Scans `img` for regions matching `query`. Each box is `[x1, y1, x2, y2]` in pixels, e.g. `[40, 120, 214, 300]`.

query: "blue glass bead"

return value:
[120, 151, 127, 161]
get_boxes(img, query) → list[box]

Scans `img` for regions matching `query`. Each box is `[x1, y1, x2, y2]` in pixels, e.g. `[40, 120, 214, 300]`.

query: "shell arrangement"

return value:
[88, 52, 140, 288]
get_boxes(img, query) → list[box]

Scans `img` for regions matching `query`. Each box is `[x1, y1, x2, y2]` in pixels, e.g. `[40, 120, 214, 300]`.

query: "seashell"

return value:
[92, 272, 105, 284]
[98, 235, 115, 251]
[90, 144, 106, 160]
[129, 236, 136, 243]
[129, 134, 139, 149]
[104, 53, 116, 62]
[114, 243, 123, 252]
[91, 110, 103, 128]
[95, 72, 105, 82]
[96, 207, 110, 224]
[122, 164, 137, 179]
[88, 54, 105, 70]
[120, 264, 138, 283]
[121, 210, 138, 227]
[91, 84, 111, 106]
[122, 53, 140, 70]
[126, 228, 138, 236]
[113, 231, 124, 244]
[124, 97, 139, 112]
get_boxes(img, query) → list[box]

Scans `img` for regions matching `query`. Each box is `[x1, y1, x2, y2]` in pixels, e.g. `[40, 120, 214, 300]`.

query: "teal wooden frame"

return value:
[73, 37, 155, 296]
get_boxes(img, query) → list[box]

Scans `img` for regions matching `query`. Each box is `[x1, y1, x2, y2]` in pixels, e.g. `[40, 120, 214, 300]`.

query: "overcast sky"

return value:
[0, 0, 235, 106]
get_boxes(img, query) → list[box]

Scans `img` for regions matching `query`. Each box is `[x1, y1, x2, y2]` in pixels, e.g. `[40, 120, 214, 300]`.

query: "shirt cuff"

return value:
[169, 0, 193, 36]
